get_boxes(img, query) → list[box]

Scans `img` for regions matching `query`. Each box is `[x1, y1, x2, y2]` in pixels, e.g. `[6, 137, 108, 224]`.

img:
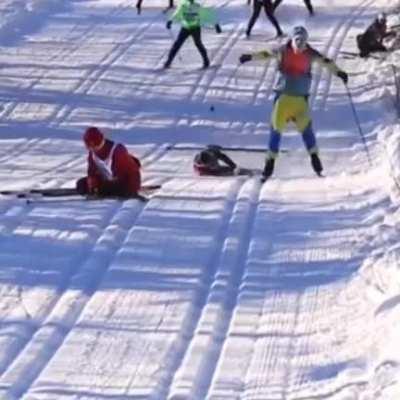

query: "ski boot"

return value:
[310, 153, 323, 176]
[261, 158, 275, 182]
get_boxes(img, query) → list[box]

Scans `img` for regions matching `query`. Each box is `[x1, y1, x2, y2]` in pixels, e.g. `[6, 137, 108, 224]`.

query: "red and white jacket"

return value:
[88, 139, 141, 195]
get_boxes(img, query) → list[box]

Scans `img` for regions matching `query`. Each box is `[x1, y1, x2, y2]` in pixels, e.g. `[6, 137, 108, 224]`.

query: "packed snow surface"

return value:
[0, 0, 400, 399]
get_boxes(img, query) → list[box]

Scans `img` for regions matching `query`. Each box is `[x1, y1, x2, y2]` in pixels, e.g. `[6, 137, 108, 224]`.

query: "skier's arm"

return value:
[239, 49, 278, 63]
[312, 49, 348, 83]
[111, 146, 141, 194]
[215, 151, 237, 170]
[170, 3, 184, 24]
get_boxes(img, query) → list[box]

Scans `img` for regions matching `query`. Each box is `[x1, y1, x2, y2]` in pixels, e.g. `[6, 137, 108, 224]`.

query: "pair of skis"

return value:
[0, 184, 162, 202]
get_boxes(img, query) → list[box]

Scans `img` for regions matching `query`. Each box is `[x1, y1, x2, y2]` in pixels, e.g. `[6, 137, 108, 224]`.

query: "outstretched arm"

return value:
[215, 151, 237, 170]
[239, 49, 278, 63]
[312, 49, 348, 83]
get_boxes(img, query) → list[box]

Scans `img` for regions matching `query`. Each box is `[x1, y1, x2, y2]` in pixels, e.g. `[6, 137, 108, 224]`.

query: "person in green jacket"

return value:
[164, 0, 222, 69]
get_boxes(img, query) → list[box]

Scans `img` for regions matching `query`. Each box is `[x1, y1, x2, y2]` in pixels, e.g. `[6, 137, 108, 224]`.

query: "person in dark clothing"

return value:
[193, 146, 239, 176]
[164, 0, 221, 69]
[136, 0, 174, 14]
[273, 0, 314, 16]
[246, 0, 283, 38]
[76, 127, 141, 198]
[356, 13, 395, 58]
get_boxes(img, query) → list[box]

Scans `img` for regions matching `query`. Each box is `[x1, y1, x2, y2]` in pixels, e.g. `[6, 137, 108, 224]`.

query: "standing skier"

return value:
[239, 26, 348, 180]
[273, 0, 314, 16]
[164, 0, 222, 69]
[76, 127, 141, 197]
[246, 0, 283, 38]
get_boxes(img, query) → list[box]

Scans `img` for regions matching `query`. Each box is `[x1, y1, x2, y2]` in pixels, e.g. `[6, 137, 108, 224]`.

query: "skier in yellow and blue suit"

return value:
[239, 26, 349, 180]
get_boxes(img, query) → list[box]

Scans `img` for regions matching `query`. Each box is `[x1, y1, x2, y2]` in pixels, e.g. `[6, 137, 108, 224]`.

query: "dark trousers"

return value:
[356, 34, 387, 57]
[165, 27, 209, 67]
[247, 0, 283, 36]
[273, 0, 314, 15]
[76, 177, 134, 198]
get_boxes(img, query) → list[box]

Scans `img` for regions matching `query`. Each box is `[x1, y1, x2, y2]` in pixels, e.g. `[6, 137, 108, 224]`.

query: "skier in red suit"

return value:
[76, 127, 141, 197]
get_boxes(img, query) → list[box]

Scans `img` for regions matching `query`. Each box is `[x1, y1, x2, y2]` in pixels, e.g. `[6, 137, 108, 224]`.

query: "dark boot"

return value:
[262, 158, 275, 180]
[311, 153, 323, 175]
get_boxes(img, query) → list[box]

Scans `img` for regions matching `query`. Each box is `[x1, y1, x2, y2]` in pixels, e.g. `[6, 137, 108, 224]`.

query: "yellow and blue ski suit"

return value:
[250, 41, 342, 158]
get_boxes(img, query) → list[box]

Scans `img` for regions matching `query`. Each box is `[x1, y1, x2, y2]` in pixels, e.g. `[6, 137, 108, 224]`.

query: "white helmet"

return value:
[292, 26, 308, 51]
[377, 12, 386, 24]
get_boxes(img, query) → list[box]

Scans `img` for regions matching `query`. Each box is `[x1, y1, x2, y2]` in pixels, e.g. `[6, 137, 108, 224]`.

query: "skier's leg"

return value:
[302, 124, 323, 174]
[246, 1, 262, 36]
[263, 93, 289, 179]
[76, 177, 90, 195]
[295, 98, 323, 174]
[191, 27, 210, 67]
[295, 96, 317, 152]
[263, 0, 283, 36]
[304, 0, 314, 15]
[168, 0, 174, 9]
[369, 42, 388, 53]
[164, 28, 190, 67]
[273, 0, 283, 11]
[136, 0, 143, 14]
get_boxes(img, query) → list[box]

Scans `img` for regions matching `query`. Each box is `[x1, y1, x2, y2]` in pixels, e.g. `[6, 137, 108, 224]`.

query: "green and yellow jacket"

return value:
[171, 0, 217, 30]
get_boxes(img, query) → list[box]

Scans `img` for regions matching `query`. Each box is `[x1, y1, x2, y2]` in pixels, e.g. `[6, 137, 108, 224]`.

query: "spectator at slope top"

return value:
[273, 0, 314, 16]
[239, 26, 348, 180]
[164, 0, 222, 69]
[76, 127, 141, 197]
[356, 12, 396, 58]
[246, 0, 283, 38]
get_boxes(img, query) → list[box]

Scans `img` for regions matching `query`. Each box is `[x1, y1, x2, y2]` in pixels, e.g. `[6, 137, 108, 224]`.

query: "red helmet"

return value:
[83, 127, 104, 149]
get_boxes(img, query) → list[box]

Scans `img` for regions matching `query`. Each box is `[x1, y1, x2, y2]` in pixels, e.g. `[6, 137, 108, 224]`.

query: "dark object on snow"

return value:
[193, 146, 238, 176]
[356, 13, 395, 58]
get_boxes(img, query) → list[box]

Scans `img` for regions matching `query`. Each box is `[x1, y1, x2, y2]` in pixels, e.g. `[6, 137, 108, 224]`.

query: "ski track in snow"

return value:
[0, 0, 400, 398]
[0, 198, 147, 398]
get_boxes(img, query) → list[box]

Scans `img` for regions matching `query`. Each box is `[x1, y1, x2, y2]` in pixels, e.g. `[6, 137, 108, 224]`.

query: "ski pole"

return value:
[344, 83, 372, 166]
[391, 64, 400, 118]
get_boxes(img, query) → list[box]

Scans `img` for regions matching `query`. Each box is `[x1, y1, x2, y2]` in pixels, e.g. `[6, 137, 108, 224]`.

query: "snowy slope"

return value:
[0, 0, 400, 399]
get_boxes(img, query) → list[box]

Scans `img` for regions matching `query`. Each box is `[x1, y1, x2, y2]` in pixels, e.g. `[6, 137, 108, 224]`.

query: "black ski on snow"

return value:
[166, 144, 289, 153]
[0, 184, 161, 201]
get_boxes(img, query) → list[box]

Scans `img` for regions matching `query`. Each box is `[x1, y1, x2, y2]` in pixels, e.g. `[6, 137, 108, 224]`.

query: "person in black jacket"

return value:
[273, 0, 314, 16]
[356, 13, 395, 58]
[193, 146, 239, 176]
[246, 0, 283, 38]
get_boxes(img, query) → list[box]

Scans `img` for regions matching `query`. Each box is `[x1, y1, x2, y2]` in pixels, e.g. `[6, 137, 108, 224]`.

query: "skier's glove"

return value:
[166, 20, 172, 30]
[239, 54, 252, 64]
[87, 176, 100, 195]
[337, 70, 348, 84]
[215, 24, 222, 34]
